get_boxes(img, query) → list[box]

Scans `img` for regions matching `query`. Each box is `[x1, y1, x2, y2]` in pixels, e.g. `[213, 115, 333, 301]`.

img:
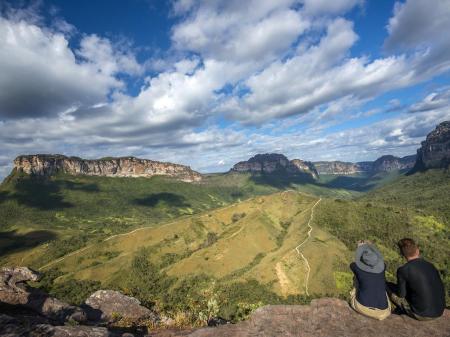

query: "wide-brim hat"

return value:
[355, 243, 384, 274]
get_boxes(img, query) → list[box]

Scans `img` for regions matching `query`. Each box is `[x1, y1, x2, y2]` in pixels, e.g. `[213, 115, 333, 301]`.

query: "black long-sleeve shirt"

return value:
[397, 258, 445, 318]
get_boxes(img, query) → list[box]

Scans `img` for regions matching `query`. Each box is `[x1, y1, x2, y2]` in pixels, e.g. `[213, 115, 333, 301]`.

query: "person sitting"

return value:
[349, 240, 391, 320]
[387, 238, 445, 320]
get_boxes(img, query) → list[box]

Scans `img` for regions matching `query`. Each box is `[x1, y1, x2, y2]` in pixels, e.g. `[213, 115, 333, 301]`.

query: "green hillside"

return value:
[0, 171, 277, 267]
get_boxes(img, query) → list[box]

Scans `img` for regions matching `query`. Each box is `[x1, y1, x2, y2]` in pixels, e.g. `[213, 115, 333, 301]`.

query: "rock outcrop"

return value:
[414, 121, 450, 170]
[153, 298, 450, 337]
[313, 155, 416, 175]
[313, 161, 361, 175]
[231, 154, 318, 179]
[0, 267, 86, 323]
[13, 154, 202, 182]
[84, 290, 159, 324]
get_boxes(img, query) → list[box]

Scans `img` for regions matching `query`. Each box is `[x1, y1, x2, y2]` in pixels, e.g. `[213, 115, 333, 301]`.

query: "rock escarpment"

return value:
[13, 154, 202, 182]
[231, 154, 318, 179]
[313, 155, 416, 175]
[414, 121, 450, 170]
[313, 161, 361, 175]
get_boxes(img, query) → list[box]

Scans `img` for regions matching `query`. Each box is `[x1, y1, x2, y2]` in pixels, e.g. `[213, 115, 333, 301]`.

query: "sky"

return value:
[0, 0, 450, 178]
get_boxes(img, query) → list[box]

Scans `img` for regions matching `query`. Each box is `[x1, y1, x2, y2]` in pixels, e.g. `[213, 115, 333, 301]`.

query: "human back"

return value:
[391, 238, 445, 319]
[397, 253, 445, 317]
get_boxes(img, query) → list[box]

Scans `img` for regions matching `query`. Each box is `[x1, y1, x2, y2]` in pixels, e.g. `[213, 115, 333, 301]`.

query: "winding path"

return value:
[294, 197, 321, 296]
[38, 196, 258, 271]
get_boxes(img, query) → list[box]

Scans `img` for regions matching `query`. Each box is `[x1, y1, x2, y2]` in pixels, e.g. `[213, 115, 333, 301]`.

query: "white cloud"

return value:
[0, 16, 123, 118]
[385, 0, 450, 51]
[301, 0, 362, 15]
[78, 34, 142, 76]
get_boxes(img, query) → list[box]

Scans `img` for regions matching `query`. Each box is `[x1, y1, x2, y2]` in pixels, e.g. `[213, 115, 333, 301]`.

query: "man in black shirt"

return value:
[388, 238, 445, 320]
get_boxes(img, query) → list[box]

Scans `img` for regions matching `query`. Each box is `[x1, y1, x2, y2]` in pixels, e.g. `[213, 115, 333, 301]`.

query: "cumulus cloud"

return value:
[0, 16, 125, 119]
[301, 0, 362, 15]
[385, 0, 450, 51]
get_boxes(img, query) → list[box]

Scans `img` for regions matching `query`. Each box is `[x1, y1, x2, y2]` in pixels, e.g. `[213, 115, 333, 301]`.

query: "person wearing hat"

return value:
[349, 240, 391, 320]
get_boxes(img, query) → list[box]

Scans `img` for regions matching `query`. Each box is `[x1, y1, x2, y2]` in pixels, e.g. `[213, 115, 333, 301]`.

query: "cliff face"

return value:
[371, 155, 416, 172]
[415, 121, 450, 170]
[313, 161, 361, 175]
[13, 154, 202, 182]
[231, 154, 318, 179]
[314, 155, 416, 175]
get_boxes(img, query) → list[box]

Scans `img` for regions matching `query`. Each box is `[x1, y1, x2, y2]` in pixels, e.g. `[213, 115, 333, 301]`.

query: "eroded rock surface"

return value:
[415, 121, 450, 170]
[84, 290, 159, 324]
[13, 154, 202, 182]
[152, 299, 450, 337]
[0, 267, 85, 323]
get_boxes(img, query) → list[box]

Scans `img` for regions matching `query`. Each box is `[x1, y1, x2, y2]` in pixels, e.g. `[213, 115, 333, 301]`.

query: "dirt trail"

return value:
[294, 198, 321, 296]
[38, 196, 260, 271]
[276, 262, 292, 296]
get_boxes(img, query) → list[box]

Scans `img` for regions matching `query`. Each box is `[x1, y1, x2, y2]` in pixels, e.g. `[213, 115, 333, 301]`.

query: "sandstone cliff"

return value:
[414, 121, 450, 170]
[13, 154, 202, 182]
[231, 154, 318, 179]
[313, 155, 416, 175]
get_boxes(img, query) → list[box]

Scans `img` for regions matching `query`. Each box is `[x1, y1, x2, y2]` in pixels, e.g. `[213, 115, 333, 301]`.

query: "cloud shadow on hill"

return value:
[0, 176, 100, 210]
[133, 192, 191, 208]
[0, 229, 57, 258]
[249, 172, 316, 189]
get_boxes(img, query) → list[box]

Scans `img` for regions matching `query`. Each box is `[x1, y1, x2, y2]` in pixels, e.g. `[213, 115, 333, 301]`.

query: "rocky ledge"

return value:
[1, 267, 449, 337]
[154, 299, 449, 337]
[13, 154, 202, 182]
[414, 121, 450, 170]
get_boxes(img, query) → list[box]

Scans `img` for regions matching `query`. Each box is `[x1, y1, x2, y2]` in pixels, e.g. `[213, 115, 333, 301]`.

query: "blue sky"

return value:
[0, 0, 449, 178]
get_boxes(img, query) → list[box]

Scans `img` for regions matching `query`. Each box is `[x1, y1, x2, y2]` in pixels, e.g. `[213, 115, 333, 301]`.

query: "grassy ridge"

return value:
[0, 171, 276, 267]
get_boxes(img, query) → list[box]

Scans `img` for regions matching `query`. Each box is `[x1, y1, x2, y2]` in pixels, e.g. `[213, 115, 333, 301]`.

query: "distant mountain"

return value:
[413, 121, 450, 171]
[313, 155, 416, 175]
[12, 154, 202, 182]
[230, 153, 318, 179]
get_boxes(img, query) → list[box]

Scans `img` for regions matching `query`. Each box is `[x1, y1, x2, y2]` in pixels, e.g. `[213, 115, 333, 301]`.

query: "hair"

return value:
[398, 238, 419, 258]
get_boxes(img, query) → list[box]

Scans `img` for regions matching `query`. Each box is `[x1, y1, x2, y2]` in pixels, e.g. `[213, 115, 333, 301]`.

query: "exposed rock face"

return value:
[153, 298, 450, 337]
[0, 267, 86, 323]
[371, 155, 416, 172]
[231, 154, 318, 179]
[415, 121, 450, 170]
[84, 290, 159, 323]
[289, 159, 319, 179]
[0, 314, 120, 337]
[13, 154, 202, 182]
[314, 155, 416, 175]
[313, 161, 361, 175]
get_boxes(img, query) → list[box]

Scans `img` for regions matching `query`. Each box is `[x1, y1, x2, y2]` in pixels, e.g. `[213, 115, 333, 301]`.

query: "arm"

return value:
[350, 262, 359, 289]
[396, 268, 407, 298]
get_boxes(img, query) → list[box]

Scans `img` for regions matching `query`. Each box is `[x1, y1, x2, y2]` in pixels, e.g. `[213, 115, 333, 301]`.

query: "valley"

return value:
[0, 122, 449, 324]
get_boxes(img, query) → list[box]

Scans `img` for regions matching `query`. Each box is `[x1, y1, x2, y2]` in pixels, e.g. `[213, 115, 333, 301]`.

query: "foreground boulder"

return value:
[84, 290, 159, 324]
[0, 267, 86, 323]
[0, 313, 120, 337]
[153, 298, 450, 337]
